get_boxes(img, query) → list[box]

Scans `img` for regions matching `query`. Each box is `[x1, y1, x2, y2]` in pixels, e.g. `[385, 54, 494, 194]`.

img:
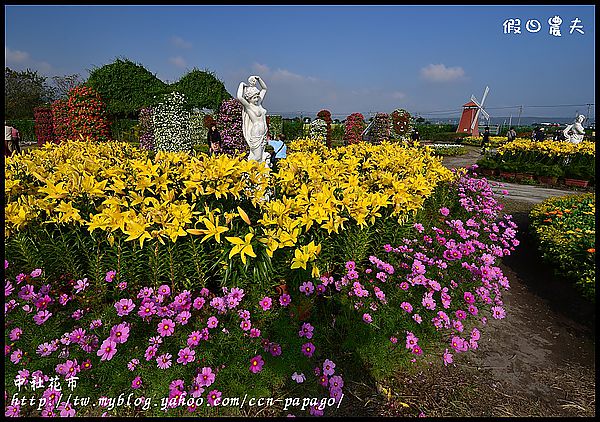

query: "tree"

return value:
[5, 67, 55, 119]
[51, 74, 84, 100]
[85, 58, 168, 118]
[172, 68, 231, 111]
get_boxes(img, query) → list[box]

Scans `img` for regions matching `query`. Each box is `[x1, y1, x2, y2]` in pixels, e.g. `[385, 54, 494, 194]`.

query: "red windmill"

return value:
[456, 86, 490, 137]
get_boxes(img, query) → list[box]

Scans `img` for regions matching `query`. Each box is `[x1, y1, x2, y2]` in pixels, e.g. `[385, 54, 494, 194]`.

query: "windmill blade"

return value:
[470, 108, 482, 130]
[480, 109, 490, 120]
[480, 86, 489, 107]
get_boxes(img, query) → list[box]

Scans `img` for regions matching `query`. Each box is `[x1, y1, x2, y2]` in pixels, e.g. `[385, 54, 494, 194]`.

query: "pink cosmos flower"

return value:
[207, 316, 219, 329]
[58, 402, 75, 417]
[400, 302, 413, 313]
[390, 336, 398, 344]
[240, 319, 252, 331]
[157, 284, 171, 296]
[156, 353, 172, 369]
[138, 301, 157, 318]
[176, 311, 191, 325]
[157, 319, 175, 337]
[177, 347, 195, 365]
[193, 297, 205, 310]
[259, 296, 272, 311]
[301, 342, 315, 358]
[279, 294, 291, 307]
[187, 331, 201, 347]
[9, 327, 22, 341]
[10, 349, 23, 364]
[207, 389, 222, 407]
[127, 359, 139, 371]
[197, 367, 216, 387]
[144, 345, 158, 361]
[105, 270, 116, 283]
[90, 319, 102, 329]
[329, 375, 344, 389]
[131, 376, 142, 389]
[74, 278, 89, 293]
[439, 207, 450, 216]
[4, 259, 8, 269]
[249, 327, 261, 338]
[291, 371, 305, 383]
[470, 327, 481, 341]
[6, 404, 20, 417]
[249, 355, 264, 373]
[31, 268, 42, 278]
[114, 298, 135, 317]
[97, 339, 117, 361]
[109, 323, 130, 344]
[491, 306, 506, 319]
[412, 313, 422, 324]
[117, 281, 128, 291]
[362, 313, 373, 324]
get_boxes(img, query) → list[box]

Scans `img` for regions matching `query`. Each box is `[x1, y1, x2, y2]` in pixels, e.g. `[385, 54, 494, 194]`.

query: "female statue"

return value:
[563, 114, 586, 144]
[237, 75, 270, 163]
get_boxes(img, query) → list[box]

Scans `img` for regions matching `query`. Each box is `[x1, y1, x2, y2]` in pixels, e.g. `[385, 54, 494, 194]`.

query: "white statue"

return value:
[237, 75, 270, 163]
[563, 114, 586, 144]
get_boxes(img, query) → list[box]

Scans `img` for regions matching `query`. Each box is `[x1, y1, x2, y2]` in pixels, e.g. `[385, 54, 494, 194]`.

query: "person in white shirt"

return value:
[5, 122, 14, 157]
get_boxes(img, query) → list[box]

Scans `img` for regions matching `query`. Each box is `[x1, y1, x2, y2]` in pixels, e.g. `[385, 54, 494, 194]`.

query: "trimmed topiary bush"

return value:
[51, 98, 70, 142]
[344, 113, 366, 145]
[370, 113, 391, 144]
[152, 91, 192, 152]
[138, 107, 155, 150]
[66, 85, 111, 142]
[217, 98, 247, 156]
[316, 109, 333, 148]
[34, 106, 55, 146]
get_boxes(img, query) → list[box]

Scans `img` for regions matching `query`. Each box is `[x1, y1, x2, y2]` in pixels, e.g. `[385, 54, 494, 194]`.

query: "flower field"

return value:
[529, 193, 595, 300]
[5, 139, 519, 416]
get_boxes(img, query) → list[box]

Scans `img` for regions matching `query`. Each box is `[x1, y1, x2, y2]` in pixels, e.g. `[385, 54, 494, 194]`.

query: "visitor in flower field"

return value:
[506, 127, 517, 143]
[267, 132, 287, 170]
[4, 121, 14, 157]
[532, 126, 545, 142]
[10, 126, 21, 154]
[411, 129, 420, 142]
[207, 124, 222, 156]
[480, 126, 490, 154]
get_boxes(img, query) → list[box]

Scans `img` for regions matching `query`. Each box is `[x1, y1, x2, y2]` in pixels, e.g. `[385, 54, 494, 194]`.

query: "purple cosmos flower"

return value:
[117, 281, 128, 291]
[439, 207, 450, 216]
[114, 298, 135, 317]
[37, 342, 53, 357]
[323, 359, 336, 376]
[491, 306, 506, 319]
[5, 280, 14, 297]
[329, 375, 344, 389]
[97, 339, 117, 361]
[69, 328, 86, 344]
[400, 302, 413, 313]
[362, 313, 372, 324]
[34, 310, 52, 325]
[157, 319, 175, 337]
[187, 331, 201, 347]
[138, 301, 157, 318]
[74, 278, 89, 293]
[30, 268, 42, 278]
[90, 319, 102, 330]
[299, 281, 314, 296]
[259, 296, 272, 311]
[299, 322, 314, 339]
[177, 347, 195, 365]
[196, 367, 216, 387]
[193, 297, 205, 310]
[302, 342, 315, 358]
[291, 372, 305, 383]
[269, 343, 282, 357]
[249, 327, 261, 338]
[240, 319, 252, 331]
[249, 355, 264, 373]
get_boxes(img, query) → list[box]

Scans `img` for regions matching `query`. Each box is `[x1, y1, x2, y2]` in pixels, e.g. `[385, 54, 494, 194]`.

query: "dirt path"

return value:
[341, 146, 596, 417]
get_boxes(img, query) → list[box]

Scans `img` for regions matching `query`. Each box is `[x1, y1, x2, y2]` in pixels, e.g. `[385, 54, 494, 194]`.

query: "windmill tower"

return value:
[457, 86, 490, 137]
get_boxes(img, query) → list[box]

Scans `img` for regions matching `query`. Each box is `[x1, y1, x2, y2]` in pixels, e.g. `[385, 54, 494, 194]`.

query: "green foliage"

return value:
[5, 119, 36, 143]
[267, 115, 283, 137]
[85, 58, 168, 118]
[5, 67, 55, 119]
[529, 193, 595, 300]
[427, 132, 469, 143]
[282, 118, 304, 141]
[172, 68, 231, 111]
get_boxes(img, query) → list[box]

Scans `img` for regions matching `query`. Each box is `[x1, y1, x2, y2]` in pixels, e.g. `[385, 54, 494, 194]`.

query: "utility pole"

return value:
[586, 103, 592, 121]
[517, 105, 523, 127]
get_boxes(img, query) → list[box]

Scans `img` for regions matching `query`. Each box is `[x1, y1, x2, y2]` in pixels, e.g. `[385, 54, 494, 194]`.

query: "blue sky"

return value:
[4, 4, 596, 120]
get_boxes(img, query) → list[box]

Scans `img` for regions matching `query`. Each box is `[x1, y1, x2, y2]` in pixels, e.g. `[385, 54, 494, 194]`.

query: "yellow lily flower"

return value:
[226, 233, 256, 264]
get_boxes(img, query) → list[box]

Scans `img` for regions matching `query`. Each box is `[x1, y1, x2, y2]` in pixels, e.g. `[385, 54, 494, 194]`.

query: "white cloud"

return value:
[170, 36, 192, 49]
[169, 56, 187, 69]
[391, 91, 406, 99]
[5, 46, 30, 64]
[251, 62, 271, 75]
[420, 64, 465, 82]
